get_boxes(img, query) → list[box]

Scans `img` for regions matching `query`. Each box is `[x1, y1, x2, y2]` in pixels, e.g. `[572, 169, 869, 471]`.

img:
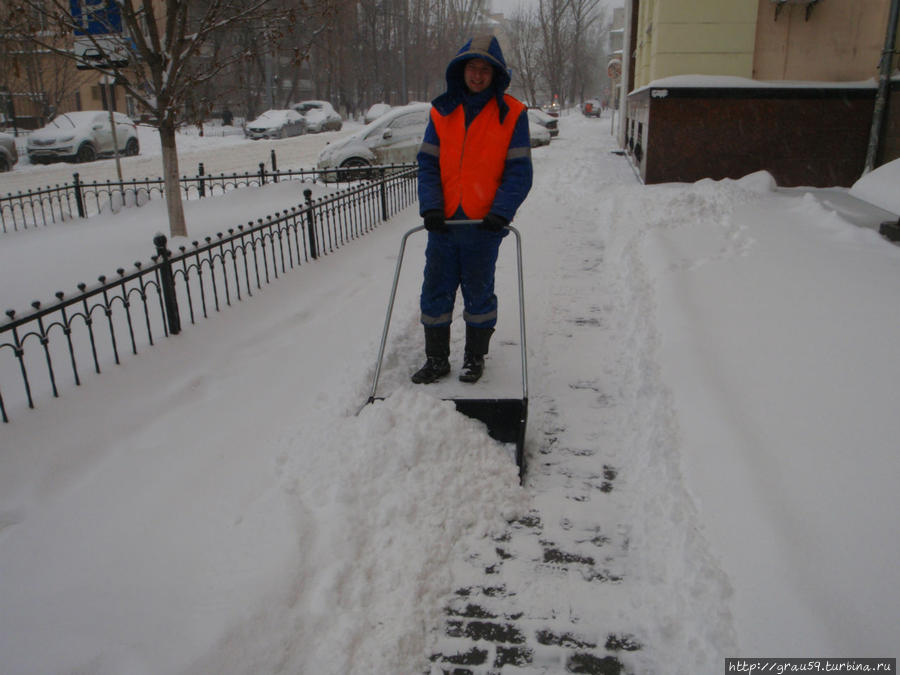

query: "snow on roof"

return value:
[632, 74, 878, 95]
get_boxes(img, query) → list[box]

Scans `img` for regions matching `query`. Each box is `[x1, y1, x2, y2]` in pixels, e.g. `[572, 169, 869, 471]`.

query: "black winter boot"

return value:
[411, 326, 451, 384]
[459, 353, 485, 383]
[459, 325, 493, 383]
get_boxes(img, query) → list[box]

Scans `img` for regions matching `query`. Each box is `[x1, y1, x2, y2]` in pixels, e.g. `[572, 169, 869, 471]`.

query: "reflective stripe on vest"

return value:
[431, 95, 525, 220]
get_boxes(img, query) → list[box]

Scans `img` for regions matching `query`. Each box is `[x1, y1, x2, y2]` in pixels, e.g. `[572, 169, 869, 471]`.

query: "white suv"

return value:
[27, 111, 140, 164]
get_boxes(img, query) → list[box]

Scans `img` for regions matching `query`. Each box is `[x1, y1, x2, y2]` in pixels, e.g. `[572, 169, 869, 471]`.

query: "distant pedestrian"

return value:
[412, 35, 533, 384]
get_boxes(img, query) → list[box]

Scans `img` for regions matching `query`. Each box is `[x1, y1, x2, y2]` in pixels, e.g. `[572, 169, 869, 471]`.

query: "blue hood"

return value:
[432, 35, 513, 120]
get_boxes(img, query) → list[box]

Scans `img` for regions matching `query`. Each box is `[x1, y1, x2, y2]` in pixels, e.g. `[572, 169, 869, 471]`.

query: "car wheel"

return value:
[125, 138, 139, 156]
[340, 157, 372, 181]
[0, 156, 8, 172]
[76, 143, 96, 163]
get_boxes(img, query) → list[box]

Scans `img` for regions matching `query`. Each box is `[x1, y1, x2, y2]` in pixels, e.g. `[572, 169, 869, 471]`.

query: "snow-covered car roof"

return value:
[249, 109, 302, 126]
[348, 102, 430, 140]
[293, 100, 337, 113]
[365, 103, 392, 122]
[46, 111, 133, 128]
[528, 108, 555, 123]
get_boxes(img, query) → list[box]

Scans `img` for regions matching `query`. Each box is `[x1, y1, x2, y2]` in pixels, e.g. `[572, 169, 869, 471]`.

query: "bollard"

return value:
[72, 172, 86, 218]
[153, 234, 182, 335]
[304, 189, 318, 260]
[198, 162, 206, 198]
[379, 167, 388, 221]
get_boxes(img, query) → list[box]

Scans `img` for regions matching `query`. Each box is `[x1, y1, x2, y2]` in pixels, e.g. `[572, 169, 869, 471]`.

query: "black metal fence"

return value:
[0, 165, 418, 423]
[0, 148, 368, 233]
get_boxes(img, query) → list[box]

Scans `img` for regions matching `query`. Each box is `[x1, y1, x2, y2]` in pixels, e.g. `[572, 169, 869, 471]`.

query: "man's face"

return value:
[464, 58, 494, 94]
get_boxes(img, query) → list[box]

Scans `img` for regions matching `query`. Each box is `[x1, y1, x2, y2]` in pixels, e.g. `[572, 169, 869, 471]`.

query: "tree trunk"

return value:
[158, 122, 187, 238]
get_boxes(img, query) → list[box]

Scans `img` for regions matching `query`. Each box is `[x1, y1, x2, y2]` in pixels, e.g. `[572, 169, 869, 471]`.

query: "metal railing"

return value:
[0, 165, 418, 423]
[0, 149, 376, 232]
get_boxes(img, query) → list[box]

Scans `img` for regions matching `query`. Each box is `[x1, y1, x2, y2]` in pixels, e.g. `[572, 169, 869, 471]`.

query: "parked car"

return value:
[0, 132, 18, 171]
[528, 108, 559, 138]
[317, 102, 430, 181]
[582, 99, 602, 117]
[245, 109, 307, 139]
[27, 111, 139, 164]
[529, 118, 551, 147]
[292, 100, 343, 133]
[364, 103, 392, 123]
[543, 98, 561, 117]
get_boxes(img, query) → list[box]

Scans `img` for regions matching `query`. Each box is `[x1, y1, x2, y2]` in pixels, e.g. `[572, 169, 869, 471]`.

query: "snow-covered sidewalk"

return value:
[1, 114, 899, 674]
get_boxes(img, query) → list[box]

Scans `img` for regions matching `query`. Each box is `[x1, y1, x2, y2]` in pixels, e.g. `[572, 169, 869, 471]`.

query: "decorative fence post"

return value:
[379, 167, 388, 221]
[271, 149, 278, 182]
[304, 189, 318, 260]
[153, 234, 182, 335]
[198, 162, 206, 198]
[259, 162, 267, 186]
[73, 172, 86, 218]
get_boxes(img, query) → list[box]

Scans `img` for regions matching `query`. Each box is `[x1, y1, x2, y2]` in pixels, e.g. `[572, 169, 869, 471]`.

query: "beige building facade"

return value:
[621, 0, 900, 187]
[630, 0, 897, 88]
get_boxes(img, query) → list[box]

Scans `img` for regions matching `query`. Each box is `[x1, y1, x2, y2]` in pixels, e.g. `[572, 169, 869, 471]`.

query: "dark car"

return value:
[245, 109, 307, 139]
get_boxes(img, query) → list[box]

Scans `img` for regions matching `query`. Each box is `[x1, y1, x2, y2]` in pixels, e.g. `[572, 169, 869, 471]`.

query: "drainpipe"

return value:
[617, 0, 634, 149]
[864, 0, 900, 174]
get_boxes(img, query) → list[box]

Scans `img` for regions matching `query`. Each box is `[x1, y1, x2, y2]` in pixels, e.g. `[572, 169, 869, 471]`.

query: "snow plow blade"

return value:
[366, 396, 527, 481]
[452, 397, 527, 480]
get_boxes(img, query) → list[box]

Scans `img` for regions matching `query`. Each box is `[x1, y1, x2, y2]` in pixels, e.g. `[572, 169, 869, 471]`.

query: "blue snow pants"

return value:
[420, 224, 506, 329]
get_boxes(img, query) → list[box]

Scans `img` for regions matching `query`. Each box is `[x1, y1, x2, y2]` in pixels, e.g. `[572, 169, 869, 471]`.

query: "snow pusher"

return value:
[363, 220, 529, 482]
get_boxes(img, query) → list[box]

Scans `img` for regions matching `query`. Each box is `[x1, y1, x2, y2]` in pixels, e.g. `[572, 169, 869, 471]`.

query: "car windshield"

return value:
[50, 114, 81, 129]
[296, 103, 322, 113]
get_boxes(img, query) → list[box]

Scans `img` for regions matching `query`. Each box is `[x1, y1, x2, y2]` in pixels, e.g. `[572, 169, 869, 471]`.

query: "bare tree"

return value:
[567, 0, 607, 104]
[0, 29, 95, 128]
[2, 0, 328, 238]
[505, 4, 544, 105]
[537, 0, 571, 107]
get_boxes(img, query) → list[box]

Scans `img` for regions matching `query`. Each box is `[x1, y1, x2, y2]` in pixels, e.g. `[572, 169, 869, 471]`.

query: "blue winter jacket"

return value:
[417, 35, 533, 223]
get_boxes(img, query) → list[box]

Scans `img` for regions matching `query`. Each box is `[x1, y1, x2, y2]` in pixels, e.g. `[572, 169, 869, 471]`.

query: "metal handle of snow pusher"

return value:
[365, 219, 528, 405]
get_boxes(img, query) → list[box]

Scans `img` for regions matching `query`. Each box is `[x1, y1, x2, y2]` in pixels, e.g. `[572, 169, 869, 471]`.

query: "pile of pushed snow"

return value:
[195, 387, 530, 675]
[850, 158, 900, 215]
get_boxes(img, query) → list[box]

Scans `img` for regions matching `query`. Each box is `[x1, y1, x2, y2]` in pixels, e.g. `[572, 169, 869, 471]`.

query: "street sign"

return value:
[607, 59, 622, 80]
[70, 0, 129, 68]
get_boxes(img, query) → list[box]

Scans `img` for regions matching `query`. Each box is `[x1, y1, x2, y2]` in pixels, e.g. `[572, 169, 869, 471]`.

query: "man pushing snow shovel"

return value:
[412, 34, 533, 385]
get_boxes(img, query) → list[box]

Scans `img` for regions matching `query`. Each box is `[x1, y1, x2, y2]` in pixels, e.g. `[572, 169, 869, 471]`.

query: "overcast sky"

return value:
[489, 0, 624, 17]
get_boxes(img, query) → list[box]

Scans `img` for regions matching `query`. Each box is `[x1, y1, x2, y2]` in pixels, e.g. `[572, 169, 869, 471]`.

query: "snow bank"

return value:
[850, 157, 900, 216]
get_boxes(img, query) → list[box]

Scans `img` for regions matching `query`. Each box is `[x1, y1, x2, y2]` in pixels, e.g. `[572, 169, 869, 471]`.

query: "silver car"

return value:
[27, 111, 139, 164]
[292, 100, 343, 133]
[0, 132, 18, 172]
[317, 103, 430, 181]
[245, 109, 307, 139]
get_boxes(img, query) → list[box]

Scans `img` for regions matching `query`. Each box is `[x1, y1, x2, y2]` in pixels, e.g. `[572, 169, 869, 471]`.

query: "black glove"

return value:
[479, 213, 508, 232]
[423, 210, 448, 233]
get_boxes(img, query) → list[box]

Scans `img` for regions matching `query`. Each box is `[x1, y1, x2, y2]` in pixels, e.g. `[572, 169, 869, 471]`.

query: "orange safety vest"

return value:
[431, 95, 525, 220]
